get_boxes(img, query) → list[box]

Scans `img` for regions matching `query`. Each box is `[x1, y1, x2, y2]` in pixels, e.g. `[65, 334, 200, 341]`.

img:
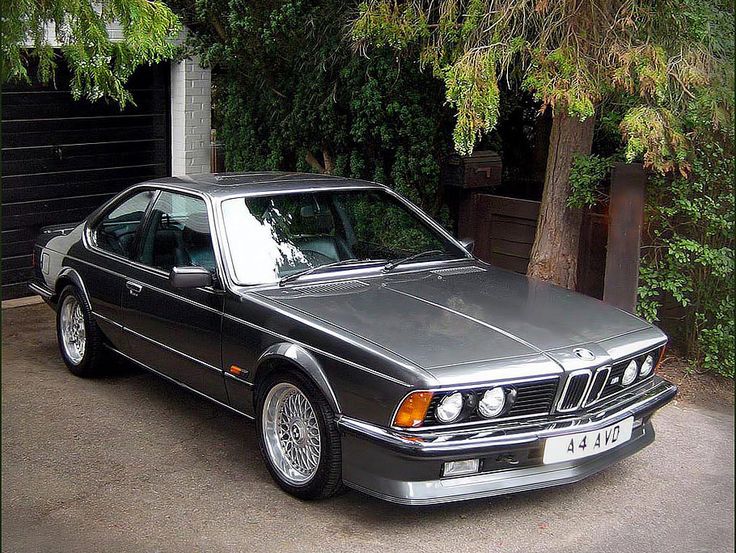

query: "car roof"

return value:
[140, 172, 386, 199]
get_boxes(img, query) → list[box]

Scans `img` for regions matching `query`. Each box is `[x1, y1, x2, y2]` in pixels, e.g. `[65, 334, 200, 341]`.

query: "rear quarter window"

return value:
[93, 190, 155, 258]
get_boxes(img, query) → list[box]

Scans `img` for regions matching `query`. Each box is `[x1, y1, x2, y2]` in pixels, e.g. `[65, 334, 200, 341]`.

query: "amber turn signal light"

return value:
[393, 391, 433, 428]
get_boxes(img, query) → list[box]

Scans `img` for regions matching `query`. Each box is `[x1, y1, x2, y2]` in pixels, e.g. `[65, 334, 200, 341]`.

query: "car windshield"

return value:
[221, 188, 466, 285]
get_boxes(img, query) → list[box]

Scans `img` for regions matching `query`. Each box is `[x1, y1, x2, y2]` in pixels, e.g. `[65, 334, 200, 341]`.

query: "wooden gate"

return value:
[469, 194, 608, 298]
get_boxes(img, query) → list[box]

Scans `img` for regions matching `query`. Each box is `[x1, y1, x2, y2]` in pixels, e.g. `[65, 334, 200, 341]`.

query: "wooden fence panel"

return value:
[471, 193, 607, 299]
[473, 194, 540, 273]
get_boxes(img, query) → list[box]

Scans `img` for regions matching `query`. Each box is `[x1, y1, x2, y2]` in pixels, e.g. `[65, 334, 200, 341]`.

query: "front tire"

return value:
[255, 371, 344, 500]
[56, 285, 105, 377]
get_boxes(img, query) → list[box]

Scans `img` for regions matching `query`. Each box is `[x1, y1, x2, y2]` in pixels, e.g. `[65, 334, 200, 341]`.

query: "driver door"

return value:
[120, 190, 227, 402]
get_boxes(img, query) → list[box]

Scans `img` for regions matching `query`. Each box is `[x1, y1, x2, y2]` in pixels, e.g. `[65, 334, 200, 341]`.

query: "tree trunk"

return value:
[322, 147, 335, 174]
[305, 151, 326, 174]
[304, 148, 335, 175]
[527, 111, 595, 289]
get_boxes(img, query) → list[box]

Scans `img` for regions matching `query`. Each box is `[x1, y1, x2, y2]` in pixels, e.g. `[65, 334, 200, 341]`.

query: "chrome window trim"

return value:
[390, 375, 560, 431]
[556, 369, 593, 413]
[382, 186, 474, 261]
[83, 188, 162, 275]
[222, 183, 380, 197]
[64, 253, 222, 313]
[82, 183, 233, 293]
[82, 238, 218, 294]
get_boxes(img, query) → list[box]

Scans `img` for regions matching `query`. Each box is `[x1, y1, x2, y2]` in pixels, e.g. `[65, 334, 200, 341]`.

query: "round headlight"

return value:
[622, 359, 638, 385]
[478, 387, 506, 418]
[436, 392, 464, 423]
[640, 354, 655, 377]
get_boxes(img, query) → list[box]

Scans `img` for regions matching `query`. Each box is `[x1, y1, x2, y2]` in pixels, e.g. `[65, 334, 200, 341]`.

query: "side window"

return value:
[137, 191, 216, 273]
[93, 190, 155, 258]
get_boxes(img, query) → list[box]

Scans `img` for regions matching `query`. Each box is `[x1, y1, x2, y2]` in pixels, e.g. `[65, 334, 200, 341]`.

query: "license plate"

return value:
[543, 417, 633, 464]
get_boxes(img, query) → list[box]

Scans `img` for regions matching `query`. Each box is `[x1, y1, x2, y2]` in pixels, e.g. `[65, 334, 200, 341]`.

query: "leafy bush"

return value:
[567, 154, 612, 209]
[2, 0, 180, 106]
[638, 126, 734, 378]
[568, 123, 734, 378]
[177, 0, 455, 218]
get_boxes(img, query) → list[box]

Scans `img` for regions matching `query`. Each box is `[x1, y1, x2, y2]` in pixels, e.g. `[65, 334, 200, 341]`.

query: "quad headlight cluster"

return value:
[392, 386, 517, 428]
[435, 386, 514, 424]
[622, 351, 658, 386]
[393, 348, 663, 428]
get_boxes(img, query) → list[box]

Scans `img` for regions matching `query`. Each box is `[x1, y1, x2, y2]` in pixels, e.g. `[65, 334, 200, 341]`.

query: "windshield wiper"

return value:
[279, 258, 379, 286]
[382, 249, 445, 272]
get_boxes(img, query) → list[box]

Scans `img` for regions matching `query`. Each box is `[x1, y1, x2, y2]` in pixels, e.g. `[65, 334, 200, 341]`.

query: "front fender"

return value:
[255, 342, 341, 413]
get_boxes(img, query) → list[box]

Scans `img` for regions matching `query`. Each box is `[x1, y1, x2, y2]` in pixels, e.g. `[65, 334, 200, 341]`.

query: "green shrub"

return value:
[568, 125, 734, 378]
[638, 125, 734, 378]
[180, 0, 455, 218]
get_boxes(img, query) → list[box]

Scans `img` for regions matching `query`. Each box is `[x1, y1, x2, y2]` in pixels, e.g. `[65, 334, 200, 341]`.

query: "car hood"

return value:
[255, 263, 650, 373]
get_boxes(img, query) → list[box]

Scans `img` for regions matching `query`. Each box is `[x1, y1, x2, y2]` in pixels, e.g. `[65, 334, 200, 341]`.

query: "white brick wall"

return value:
[170, 56, 212, 176]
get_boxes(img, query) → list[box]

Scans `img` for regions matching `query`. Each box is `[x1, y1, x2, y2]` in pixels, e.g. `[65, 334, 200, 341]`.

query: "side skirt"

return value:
[105, 344, 254, 421]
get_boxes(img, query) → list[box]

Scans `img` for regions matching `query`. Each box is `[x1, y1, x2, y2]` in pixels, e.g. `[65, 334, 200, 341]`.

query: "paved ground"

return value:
[2, 303, 734, 553]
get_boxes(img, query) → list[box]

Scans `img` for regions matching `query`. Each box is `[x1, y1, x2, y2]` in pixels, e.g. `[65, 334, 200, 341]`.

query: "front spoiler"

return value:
[338, 376, 677, 505]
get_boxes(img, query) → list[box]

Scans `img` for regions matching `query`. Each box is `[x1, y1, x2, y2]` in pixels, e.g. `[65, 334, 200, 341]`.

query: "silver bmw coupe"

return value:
[30, 172, 677, 504]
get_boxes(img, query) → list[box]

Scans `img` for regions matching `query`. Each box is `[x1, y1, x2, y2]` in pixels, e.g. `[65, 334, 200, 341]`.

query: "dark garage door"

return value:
[1, 60, 171, 300]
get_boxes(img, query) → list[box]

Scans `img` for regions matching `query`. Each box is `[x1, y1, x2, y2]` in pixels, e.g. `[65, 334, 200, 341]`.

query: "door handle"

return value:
[126, 281, 143, 296]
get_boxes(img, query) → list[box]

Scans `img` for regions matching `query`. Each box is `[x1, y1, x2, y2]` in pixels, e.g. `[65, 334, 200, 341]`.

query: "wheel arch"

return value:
[253, 343, 341, 414]
[55, 267, 92, 309]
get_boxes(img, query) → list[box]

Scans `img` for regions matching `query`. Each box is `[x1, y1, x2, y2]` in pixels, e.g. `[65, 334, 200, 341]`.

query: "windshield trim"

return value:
[217, 185, 473, 287]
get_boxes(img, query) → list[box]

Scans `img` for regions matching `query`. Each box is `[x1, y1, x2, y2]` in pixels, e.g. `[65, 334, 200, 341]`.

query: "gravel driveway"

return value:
[2, 303, 734, 553]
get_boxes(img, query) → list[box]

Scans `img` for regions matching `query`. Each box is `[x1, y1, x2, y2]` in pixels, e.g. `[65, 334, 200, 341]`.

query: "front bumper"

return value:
[338, 376, 677, 505]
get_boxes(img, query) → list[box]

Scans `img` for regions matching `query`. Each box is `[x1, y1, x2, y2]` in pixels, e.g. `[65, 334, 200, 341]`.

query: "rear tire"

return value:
[255, 371, 345, 500]
[56, 285, 105, 377]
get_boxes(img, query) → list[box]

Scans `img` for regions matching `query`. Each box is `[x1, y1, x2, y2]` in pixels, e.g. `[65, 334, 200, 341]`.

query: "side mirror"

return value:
[459, 238, 475, 254]
[169, 266, 213, 289]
